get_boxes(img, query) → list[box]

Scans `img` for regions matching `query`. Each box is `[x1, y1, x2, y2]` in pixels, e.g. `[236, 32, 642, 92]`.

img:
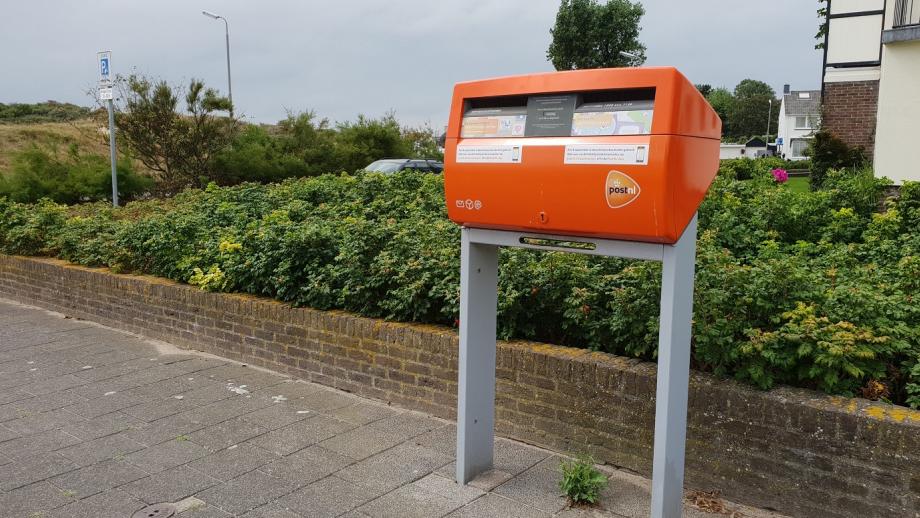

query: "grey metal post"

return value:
[650, 213, 698, 517]
[222, 17, 233, 119]
[455, 227, 499, 484]
[766, 99, 773, 145]
[106, 98, 118, 207]
[202, 11, 233, 118]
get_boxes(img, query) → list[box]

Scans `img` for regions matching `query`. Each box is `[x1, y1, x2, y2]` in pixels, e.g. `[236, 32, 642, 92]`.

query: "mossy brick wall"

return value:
[1, 255, 918, 518]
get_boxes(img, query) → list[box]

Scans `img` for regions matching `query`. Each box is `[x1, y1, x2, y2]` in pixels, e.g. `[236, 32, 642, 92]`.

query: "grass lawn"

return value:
[785, 176, 810, 193]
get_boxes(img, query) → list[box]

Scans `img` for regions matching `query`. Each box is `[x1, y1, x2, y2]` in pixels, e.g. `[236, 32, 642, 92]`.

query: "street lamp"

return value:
[766, 98, 773, 148]
[202, 10, 233, 118]
[619, 50, 640, 62]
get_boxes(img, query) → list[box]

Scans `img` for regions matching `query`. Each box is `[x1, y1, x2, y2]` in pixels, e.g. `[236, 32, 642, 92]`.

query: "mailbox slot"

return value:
[461, 88, 656, 139]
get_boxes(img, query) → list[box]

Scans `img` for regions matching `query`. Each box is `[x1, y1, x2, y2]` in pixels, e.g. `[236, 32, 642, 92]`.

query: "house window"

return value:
[791, 139, 809, 157]
[794, 116, 818, 129]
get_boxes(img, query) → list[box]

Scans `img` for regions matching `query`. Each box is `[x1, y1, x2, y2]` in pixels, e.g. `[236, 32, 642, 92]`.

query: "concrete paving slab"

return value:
[335, 441, 454, 494]
[0, 481, 78, 517]
[56, 432, 146, 467]
[48, 488, 147, 518]
[445, 493, 552, 518]
[195, 469, 297, 515]
[124, 437, 211, 474]
[257, 444, 354, 488]
[48, 458, 148, 499]
[0, 451, 78, 491]
[326, 401, 400, 426]
[493, 463, 570, 514]
[187, 416, 271, 452]
[59, 410, 148, 441]
[276, 475, 382, 518]
[239, 503, 303, 518]
[187, 443, 278, 482]
[245, 414, 356, 456]
[120, 464, 222, 505]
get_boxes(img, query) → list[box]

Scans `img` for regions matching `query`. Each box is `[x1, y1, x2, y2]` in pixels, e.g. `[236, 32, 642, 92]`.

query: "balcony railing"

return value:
[893, 0, 920, 28]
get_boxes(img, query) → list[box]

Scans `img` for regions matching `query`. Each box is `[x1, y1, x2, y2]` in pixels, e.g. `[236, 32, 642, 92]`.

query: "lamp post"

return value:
[202, 10, 233, 118]
[766, 98, 773, 148]
[619, 50, 640, 64]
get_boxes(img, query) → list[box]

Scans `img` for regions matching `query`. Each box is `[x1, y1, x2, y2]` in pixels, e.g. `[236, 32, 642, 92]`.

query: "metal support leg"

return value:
[456, 227, 499, 484]
[650, 213, 698, 518]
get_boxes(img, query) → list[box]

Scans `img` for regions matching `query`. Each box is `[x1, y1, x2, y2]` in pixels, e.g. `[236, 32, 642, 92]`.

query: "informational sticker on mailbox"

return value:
[456, 144, 523, 164]
[563, 144, 649, 165]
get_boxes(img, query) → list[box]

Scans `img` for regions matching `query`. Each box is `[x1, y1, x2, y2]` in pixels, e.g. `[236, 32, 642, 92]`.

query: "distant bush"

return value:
[0, 144, 151, 204]
[0, 101, 92, 124]
[0, 168, 917, 408]
[212, 125, 315, 185]
[809, 130, 867, 188]
[213, 112, 443, 185]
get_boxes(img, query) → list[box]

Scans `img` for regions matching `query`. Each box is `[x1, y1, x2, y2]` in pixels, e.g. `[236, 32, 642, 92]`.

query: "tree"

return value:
[705, 88, 735, 137]
[816, 0, 828, 50]
[695, 84, 713, 98]
[733, 79, 775, 100]
[547, 0, 646, 70]
[112, 75, 237, 194]
[402, 124, 444, 161]
[728, 80, 778, 140]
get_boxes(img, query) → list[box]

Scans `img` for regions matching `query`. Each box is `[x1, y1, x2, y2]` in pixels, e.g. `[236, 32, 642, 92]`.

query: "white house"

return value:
[719, 138, 769, 160]
[719, 144, 745, 160]
[822, 0, 920, 183]
[776, 86, 821, 160]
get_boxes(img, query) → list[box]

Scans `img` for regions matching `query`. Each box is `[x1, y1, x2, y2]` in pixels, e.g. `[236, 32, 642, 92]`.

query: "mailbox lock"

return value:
[539, 211, 548, 224]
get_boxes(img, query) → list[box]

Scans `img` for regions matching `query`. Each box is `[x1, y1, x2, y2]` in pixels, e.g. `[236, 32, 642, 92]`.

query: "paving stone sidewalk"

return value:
[0, 298, 784, 518]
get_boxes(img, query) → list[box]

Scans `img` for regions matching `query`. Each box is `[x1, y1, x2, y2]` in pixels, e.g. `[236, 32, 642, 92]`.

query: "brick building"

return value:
[822, 0, 920, 183]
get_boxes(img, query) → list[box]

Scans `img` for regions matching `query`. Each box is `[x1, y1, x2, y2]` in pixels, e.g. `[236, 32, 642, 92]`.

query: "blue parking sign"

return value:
[98, 51, 112, 81]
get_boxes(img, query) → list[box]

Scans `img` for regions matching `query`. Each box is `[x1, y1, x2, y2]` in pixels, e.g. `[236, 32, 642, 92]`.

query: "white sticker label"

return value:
[563, 144, 650, 165]
[456, 144, 522, 164]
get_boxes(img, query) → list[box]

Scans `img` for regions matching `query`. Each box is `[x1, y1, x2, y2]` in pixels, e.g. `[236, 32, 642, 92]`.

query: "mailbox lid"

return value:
[447, 67, 720, 141]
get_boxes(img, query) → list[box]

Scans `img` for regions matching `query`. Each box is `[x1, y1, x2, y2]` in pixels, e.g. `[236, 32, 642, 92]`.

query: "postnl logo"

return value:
[605, 170, 640, 208]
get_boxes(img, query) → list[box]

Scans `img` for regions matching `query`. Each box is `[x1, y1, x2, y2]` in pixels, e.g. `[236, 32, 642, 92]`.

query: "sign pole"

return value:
[98, 51, 118, 207]
[106, 98, 118, 207]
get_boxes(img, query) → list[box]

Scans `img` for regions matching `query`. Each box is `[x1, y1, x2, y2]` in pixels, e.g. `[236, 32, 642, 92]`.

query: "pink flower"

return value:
[771, 168, 789, 184]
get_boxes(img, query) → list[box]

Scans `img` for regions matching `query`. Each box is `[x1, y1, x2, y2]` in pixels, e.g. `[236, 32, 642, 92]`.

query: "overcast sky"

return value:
[0, 1, 824, 128]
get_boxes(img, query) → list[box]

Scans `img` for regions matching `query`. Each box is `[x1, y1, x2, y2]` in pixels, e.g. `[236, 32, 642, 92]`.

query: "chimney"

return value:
[783, 84, 791, 94]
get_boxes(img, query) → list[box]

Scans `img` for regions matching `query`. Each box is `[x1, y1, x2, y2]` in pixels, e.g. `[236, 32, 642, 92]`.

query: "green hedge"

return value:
[1, 164, 918, 407]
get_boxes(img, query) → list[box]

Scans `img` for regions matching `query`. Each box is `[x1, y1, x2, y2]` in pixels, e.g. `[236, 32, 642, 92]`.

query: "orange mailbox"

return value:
[444, 67, 721, 244]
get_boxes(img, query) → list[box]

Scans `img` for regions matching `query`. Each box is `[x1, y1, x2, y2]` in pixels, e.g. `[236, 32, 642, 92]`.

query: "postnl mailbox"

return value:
[444, 67, 721, 244]
[449, 67, 720, 518]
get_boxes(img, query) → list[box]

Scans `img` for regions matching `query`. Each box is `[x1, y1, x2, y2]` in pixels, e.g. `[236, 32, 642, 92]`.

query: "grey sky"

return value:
[0, 1, 824, 128]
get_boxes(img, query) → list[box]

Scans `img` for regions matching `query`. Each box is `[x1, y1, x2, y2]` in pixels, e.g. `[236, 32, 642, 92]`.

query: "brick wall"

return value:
[822, 80, 880, 156]
[1, 255, 918, 518]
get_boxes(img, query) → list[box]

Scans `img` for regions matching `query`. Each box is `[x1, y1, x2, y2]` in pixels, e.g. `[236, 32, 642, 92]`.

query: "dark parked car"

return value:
[363, 159, 444, 173]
